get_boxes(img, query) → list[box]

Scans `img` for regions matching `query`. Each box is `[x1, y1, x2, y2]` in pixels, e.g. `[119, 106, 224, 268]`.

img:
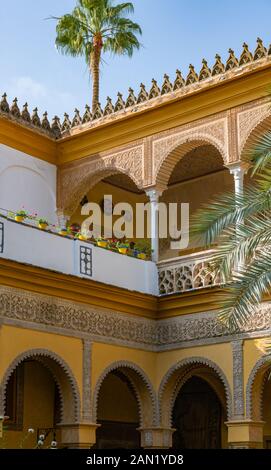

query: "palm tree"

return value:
[191, 128, 271, 331]
[54, 0, 142, 113]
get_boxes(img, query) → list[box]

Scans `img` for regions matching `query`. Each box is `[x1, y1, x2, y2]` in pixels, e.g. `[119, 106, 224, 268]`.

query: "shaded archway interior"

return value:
[4, 359, 62, 449]
[70, 170, 148, 240]
[95, 370, 140, 449]
[160, 144, 233, 260]
[172, 376, 225, 449]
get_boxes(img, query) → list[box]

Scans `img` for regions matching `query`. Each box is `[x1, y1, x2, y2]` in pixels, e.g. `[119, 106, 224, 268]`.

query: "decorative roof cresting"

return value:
[0, 38, 270, 139]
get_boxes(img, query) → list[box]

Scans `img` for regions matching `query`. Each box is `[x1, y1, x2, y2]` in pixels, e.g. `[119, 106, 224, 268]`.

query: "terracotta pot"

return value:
[118, 247, 128, 255]
[97, 240, 108, 248]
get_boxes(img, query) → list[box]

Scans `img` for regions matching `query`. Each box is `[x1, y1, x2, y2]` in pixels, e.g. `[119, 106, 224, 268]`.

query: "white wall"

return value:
[0, 144, 57, 223]
[0, 216, 158, 296]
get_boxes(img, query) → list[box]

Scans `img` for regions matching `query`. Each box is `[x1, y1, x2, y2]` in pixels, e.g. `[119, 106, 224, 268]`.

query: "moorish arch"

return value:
[58, 145, 144, 215]
[0, 349, 81, 423]
[92, 361, 157, 427]
[239, 104, 271, 161]
[154, 134, 228, 188]
[245, 354, 271, 421]
[158, 357, 233, 428]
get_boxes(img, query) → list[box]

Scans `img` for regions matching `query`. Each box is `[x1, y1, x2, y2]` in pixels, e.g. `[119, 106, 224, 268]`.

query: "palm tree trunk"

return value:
[90, 45, 101, 114]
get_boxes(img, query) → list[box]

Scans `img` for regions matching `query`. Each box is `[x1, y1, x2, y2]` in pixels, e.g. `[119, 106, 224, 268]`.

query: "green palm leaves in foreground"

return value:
[191, 129, 271, 331]
[54, 0, 142, 112]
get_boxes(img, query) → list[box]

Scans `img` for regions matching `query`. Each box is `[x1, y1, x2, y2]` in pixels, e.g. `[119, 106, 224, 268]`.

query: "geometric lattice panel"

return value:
[80, 246, 92, 277]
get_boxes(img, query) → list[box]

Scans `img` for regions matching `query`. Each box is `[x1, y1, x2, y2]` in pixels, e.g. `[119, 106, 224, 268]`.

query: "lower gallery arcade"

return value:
[0, 283, 271, 449]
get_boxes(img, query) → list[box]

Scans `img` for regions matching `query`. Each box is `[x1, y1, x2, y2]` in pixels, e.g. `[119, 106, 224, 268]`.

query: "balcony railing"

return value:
[157, 249, 220, 295]
[0, 215, 158, 296]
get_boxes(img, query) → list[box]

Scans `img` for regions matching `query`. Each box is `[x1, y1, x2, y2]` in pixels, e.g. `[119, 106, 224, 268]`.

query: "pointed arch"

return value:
[158, 357, 232, 427]
[92, 361, 157, 426]
[154, 135, 227, 188]
[0, 349, 81, 423]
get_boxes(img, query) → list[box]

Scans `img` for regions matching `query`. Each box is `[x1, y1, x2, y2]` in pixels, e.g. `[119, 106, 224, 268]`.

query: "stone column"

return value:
[139, 427, 175, 449]
[82, 340, 92, 422]
[232, 340, 244, 419]
[145, 189, 162, 263]
[226, 420, 265, 448]
[228, 162, 250, 196]
[58, 423, 100, 449]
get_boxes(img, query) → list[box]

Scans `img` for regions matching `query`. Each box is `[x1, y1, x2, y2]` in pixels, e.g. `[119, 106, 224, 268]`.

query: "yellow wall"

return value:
[0, 325, 83, 402]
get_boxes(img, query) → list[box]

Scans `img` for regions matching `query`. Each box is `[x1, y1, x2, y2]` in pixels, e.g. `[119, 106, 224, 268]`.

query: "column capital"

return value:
[138, 427, 175, 449]
[145, 186, 166, 201]
[226, 161, 250, 177]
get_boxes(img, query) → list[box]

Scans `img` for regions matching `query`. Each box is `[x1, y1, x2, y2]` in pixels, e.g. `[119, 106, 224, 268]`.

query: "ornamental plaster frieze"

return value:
[237, 101, 271, 156]
[152, 117, 229, 185]
[1, 286, 271, 351]
[58, 142, 144, 213]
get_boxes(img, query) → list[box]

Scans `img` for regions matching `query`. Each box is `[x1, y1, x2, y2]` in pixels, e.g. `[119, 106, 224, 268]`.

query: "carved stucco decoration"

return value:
[82, 340, 92, 422]
[232, 340, 244, 419]
[152, 118, 228, 187]
[1, 287, 271, 351]
[157, 357, 233, 427]
[237, 101, 271, 157]
[0, 348, 81, 423]
[245, 354, 271, 420]
[59, 144, 144, 214]
[92, 360, 157, 426]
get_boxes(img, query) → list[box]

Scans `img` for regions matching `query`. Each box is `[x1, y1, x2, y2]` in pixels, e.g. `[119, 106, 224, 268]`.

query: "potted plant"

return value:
[15, 210, 28, 222]
[135, 240, 152, 260]
[117, 241, 130, 255]
[38, 218, 49, 230]
[58, 227, 68, 236]
[75, 232, 87, 241]
[96, 237, 108, 248]
[107, 239, 118, 252]
[68, 223, 81, 235]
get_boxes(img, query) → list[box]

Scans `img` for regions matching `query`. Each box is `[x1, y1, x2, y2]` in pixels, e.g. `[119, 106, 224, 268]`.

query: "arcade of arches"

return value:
[1, 64, 271, 450]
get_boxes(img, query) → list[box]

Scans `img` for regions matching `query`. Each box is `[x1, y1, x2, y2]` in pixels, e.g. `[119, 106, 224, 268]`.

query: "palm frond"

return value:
[191, 183, 271, 246]
[217, 251, 271, 330]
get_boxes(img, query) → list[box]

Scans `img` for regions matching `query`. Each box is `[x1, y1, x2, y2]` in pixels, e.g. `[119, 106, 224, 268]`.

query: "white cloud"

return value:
[10, 76, 47, 100]
[5, 76, 76, 118]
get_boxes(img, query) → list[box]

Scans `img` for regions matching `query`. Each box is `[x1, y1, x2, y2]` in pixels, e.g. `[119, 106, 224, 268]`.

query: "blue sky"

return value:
[1, 0, 271, 120]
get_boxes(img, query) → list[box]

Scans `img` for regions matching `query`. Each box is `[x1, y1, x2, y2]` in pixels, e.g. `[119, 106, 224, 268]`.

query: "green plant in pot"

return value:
[134, 240, 152, 260]
[75, 232, 87, 241]
[96, 237, 108, 248]
[38, 218, 49, 230]
[15, 210, 28, 222]
[117, 241, 130, 255]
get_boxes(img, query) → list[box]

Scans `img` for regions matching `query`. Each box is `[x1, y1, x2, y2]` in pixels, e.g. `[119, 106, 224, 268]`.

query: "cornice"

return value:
[0, 116, 57, 164]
